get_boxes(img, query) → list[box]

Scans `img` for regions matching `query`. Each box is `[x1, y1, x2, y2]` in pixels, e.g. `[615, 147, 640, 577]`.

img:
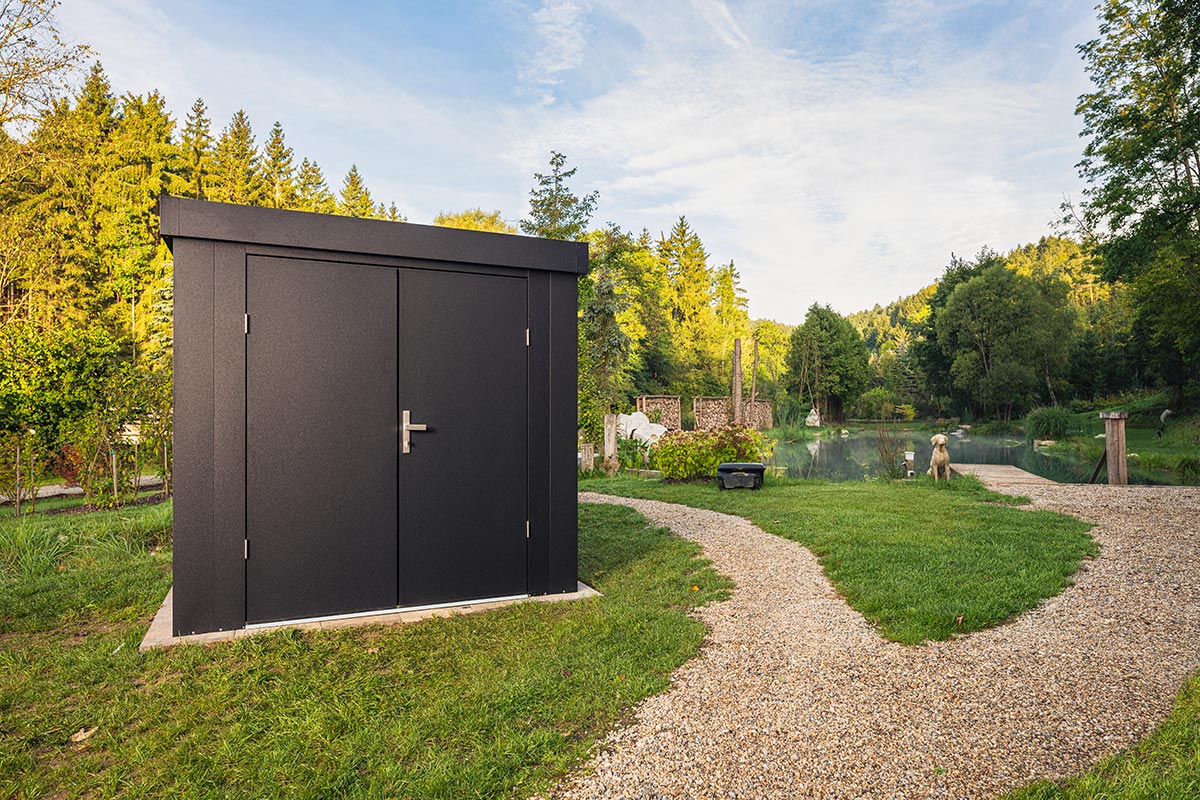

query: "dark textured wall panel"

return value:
[171, 238, 214, 636]
[548, 272, 579, 593]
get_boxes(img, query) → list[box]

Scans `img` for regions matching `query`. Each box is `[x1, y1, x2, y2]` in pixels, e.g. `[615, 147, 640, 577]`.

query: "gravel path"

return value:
[555, 485, 1200, 800]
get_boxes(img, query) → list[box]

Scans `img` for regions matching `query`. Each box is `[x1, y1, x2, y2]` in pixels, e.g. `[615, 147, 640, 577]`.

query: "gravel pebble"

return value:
[551, 485, 1200, 799]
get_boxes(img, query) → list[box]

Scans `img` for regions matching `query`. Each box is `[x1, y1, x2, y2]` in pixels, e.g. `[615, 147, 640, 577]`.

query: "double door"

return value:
[244, 256, 528, 624]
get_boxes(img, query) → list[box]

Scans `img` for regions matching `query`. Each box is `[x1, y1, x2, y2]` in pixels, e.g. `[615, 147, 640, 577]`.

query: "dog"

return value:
[928, 433, 952, 481]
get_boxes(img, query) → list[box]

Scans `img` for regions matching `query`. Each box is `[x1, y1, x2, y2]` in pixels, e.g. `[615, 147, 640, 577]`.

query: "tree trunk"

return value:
[731, 339, 742, 425]
[749, 340, 759, 428]
[1044, 363, 1058, 406]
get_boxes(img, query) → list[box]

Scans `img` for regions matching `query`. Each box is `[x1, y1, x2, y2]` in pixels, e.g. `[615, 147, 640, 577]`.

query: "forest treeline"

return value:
[1, 0, 1198, 500]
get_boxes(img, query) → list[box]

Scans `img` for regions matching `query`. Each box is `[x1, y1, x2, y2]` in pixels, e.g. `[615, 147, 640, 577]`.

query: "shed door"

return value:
[245, 257, 398, 624]
[398, 269, 528, 606]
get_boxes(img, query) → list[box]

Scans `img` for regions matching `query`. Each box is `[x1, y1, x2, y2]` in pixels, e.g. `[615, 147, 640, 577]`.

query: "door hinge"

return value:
[244, 314, 250, 334]
[525, 520, 530, 539]
[244, 539, 248, 559]
[525, 328, 530, 346]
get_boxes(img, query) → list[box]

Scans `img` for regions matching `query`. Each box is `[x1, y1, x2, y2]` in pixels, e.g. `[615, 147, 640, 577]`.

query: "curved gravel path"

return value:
[554, 486, 1200, 800]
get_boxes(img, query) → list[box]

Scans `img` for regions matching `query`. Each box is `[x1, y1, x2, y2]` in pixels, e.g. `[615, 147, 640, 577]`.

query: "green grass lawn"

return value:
[0, 500, 730, 799]
[1045, 390, 1200, 484]
[579, 474, 1095, 645]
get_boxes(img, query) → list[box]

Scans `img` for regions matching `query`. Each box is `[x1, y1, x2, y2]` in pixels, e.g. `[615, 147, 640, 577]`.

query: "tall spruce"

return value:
[338, 164, 375, 218]
[261, 121, 297, 209]
[209, 109, 262, 205]
[296, 158, 336, 214]
[658, 216, 722, 395]
[714, 259, 751, 348]
[179, 98, 212, 199]
[520, 151, 597, 241]
[94, 91, 180, 345]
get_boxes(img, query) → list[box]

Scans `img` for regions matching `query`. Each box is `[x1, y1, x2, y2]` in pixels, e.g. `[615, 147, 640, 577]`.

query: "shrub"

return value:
[1178, 455, 1200, 483]
[617, 436, 651, 469]
[854, 387, 896, 420]
[1025, 406, 1073, 440]
[654, 426, 773, 481]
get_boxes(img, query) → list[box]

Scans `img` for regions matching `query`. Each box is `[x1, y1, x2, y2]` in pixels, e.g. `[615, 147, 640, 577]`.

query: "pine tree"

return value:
[657, 217, 722, 395]
[179, 98, 212, 199]
[75, 62, 117, 139]
[296, 158, 336, 214]
[714, 260, 750, 344]
[520, 151, 597, 241]
[261, 121, 297, 209]
[94, 92, 181, 343]
[338, 164, 375, 218]
[208, 110, 263, 205]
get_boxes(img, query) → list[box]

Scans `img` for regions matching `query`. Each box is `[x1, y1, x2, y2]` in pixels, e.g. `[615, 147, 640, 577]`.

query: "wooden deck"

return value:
[952, 463, 1057, 489]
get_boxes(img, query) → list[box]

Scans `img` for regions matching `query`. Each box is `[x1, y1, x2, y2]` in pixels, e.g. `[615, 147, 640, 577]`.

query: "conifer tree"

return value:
[520, 151, 597, 241]
[208, 109, 262, 205]
[715, 260, 751, 345]
[295, 158, 336, 214]
[338, 164, 375, 218]
[658, 216, 722, 393]
[261, 121, 296, 209]
[94, 91, 181, 342]
[75, 62, 117, 139]
[179, 98, 212, 199]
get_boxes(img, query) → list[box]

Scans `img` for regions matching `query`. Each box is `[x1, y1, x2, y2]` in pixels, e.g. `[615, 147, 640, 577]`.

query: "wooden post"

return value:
[732, 338, 743, 426]
[1100, 411, 1128, 485]
[749, 340, 760, 429]
[111, 448, 119, 506]
[580, 443, 595, 471]
[14, 439, 20, 517]
[603, 413, 619, 474]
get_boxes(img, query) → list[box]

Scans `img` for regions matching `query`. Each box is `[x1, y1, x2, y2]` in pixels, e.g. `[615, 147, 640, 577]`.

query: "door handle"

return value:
[402, 410, 428, 454]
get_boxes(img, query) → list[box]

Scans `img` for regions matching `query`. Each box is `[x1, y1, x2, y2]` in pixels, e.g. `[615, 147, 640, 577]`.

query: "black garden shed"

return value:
[160, 196, 587, 636]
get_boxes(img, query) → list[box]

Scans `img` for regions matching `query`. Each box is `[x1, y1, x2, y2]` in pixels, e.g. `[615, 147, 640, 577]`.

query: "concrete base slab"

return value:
[139, 582, 603, 652]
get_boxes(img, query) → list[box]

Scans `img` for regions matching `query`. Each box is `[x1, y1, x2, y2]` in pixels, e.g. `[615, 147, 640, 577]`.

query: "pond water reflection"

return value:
[768, 430, 1167, 485]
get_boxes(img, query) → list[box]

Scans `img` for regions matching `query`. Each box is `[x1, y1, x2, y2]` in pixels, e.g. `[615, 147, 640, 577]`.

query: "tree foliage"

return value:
[785, 304, 870, 421]
[520, 150, 597, 242]
[0, 0, 88, 134]
[1075, 0, 1200, 404]
[433, 208, 516, 233]
[936, 266, 1073, 420]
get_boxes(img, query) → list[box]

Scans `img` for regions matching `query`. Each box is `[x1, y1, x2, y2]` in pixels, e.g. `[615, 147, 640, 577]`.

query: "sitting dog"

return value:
[928, 433, 952, 481]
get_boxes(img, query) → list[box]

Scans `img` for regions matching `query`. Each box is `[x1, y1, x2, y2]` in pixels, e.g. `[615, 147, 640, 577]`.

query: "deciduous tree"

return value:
[1075, 0, 1200, 405]
[434, 208, 515, 233]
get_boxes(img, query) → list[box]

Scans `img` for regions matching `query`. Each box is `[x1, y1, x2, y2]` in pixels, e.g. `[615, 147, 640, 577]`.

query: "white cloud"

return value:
[518, 0, 594, 105]
[55, 0, 1098, 323]
[506, 0, 1095, 319]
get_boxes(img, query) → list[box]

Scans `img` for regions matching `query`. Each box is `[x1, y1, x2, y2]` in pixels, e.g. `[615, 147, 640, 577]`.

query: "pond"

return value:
[768, 429, 1170, 485]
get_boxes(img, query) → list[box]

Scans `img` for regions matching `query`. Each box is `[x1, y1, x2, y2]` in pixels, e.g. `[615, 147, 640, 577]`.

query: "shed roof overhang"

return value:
[159, 195, 590, 275]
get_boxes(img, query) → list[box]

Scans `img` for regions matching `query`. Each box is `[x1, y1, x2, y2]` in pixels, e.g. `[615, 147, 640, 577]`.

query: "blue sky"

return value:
[58, 0, 1099, 324]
